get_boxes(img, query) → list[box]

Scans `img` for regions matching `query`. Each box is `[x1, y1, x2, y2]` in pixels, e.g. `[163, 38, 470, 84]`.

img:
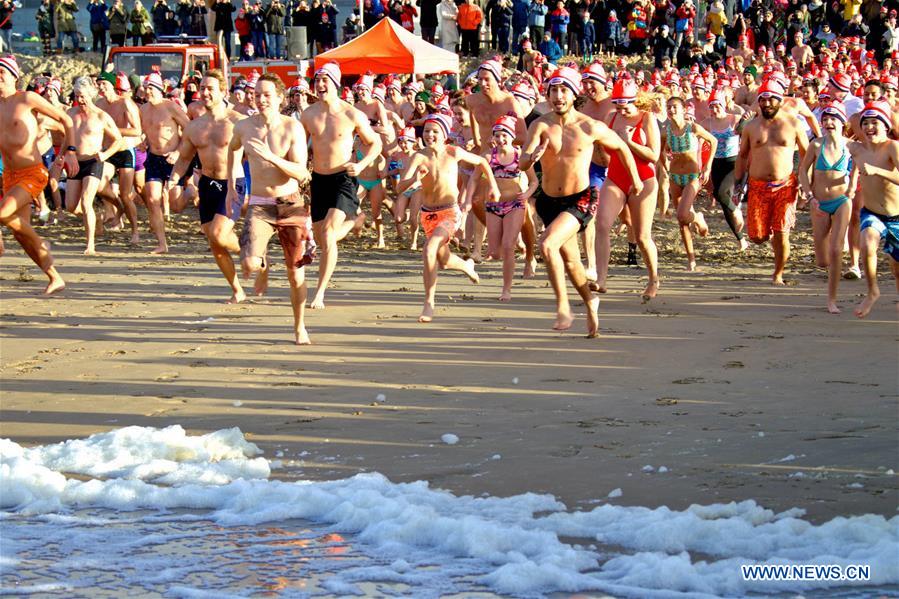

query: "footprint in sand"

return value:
[155, 373, 180, 383]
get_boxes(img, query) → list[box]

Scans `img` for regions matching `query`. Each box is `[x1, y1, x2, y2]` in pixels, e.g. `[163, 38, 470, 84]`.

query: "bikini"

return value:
[607, 112, 656, 194]
[486, 147, 525, 217]
[814, 138, 851, 215]
[355, 146, 382, 191]
[666, 120, 700, 187]
[388, 154, 420, 198]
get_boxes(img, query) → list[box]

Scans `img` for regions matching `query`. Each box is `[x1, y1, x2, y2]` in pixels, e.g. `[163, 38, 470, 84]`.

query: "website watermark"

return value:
[741, 564, 871, 582]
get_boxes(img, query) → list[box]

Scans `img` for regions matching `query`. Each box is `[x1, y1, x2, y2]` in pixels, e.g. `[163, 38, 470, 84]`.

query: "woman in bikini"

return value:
[704, 89, 750, 251]
[798, 100, 855, 314]
[661, 96, 717, 271]
[353, 134, 387, 248]
[484, 115, 538, 301]
[595, 78, 662, 301]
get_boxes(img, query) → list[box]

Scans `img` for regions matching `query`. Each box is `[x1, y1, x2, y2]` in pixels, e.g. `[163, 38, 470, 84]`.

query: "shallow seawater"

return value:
[0, 510, 501, 597]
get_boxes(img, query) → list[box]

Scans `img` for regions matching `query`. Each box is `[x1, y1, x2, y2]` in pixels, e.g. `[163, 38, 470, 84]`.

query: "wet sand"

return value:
[1, 207, 897, 523]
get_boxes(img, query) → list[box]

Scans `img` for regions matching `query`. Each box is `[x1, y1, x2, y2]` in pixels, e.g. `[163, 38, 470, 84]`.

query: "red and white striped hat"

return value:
[398, 126, 416, 142]
[353, 73, 374, 92]
[314, 61, 341, 90]
[546, 66, 582, 95]
[492, 114, 517, 137]
[143, 72, 164, 93]
[581, 62, 607, 85]
[0, 55, 19, 80]
[371, 84, 386, 102]
[611, 78, 638, 104]
[511, 82, 536, 102]
[861, 99, 893, 130]
[424, 113, 452, 139]
[478, 59, 503, 83]
[707, 89, 725, 106]
[829, 72, 852, 93]
[757, 80, 784, 101]
[821, 100, 847, 123]
[115, 72, 131, 92]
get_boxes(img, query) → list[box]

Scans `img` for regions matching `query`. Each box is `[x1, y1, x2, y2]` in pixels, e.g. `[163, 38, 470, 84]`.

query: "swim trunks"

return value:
[589, 163, 607, 192]
[107, 147, 136, 170]
[859, 207, 899, 261]
[197, 175, 229, 225]
[534, 186, 598, 232]
[2, 164, 49, 200]
[69, 158, 105, 181]
[485, 198, 525, 217]
[310, 170, 359, 223]
[241, 190, 315, 268]
[134, 148, 147, 172]
[145, 151, 173, 183]
[420, 203, 462, 240]
[746, 175, 798, 241]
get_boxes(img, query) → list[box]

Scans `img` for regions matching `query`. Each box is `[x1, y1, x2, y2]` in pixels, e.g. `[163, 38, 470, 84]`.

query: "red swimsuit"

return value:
[607, 112, 656, 194]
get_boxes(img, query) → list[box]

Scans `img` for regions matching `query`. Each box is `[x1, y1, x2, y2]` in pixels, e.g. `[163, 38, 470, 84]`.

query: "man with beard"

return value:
[735, 80, 808, 286]
[520, 67, 639, 338]
[169, 70, 251, 304]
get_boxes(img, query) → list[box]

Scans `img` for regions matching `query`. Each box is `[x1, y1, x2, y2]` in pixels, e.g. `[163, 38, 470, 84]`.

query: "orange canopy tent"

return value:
[313, 18, 459, 76]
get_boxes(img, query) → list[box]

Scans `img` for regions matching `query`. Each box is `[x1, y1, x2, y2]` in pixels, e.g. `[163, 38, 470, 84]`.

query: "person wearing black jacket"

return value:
[489, 0, 513, 52]
[652, 23, 676, 68]
[152, 0, 169, 35]
[213, 0, 235, 57]
[418, 0, 439, 43]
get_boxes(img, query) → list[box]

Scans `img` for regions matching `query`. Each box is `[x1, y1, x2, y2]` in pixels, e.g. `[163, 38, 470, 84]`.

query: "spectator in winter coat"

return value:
[549, 0, 569, 48]
[213, 0, 235, 56]
[489, 0, 513, 53]
[457, 0, 483, 57]
[108, 0, 129, 46]
[249, 2, 266, 56]
[176, 0, 191, 33]
[401, 0, 418, 32]
[88, 0, 110, 54]
[512, 0, 529, 50]
[438, 0, 458, 50]
[581, 16, 595, 57]
[37, 0, 56, 54]
[538, 30, 562, 62]
[528, 0, 548, 46]
[151, 0, 168, 35]
[418, 0, 439, 43]
[235, 1, 252, 57]
[600, 8, 620, 55]
[653, 23, 677, 68]
[265, 0, 286, 58]
[57, 0, 82, 51]
[188, 0, 207, 37]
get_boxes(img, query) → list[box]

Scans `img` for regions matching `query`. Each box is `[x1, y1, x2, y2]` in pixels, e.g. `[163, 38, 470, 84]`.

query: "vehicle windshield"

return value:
[112, 53, 184, 82]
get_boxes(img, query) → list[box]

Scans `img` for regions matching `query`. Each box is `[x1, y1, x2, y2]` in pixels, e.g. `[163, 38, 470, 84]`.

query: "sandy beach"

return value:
[2, 203, 896, 526]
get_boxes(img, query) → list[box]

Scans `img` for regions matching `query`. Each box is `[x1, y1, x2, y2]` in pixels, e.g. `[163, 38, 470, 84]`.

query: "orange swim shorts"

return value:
[420, 204, 462, 240]
[2, 164, 50, 201]
[746, 175, 798, 241]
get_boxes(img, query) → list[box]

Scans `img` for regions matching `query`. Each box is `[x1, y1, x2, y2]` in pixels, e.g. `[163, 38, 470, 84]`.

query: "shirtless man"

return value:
[96, 71, 142, 245]
[301, 62, 381, 310]
[0, 56, 78, 294]
[396, 113, 495, 322]
[65, 77, 124, 255]
[385, 79, 407, 118]
[139, 71, 189, 253]
[170, 70, 249, 303]
[227, 73, 314, 344]
[520, 67, 639, 337]
[791, 32, 814, 68]
[847, 100, 899, 318]
[734, 80, 808, 285]
[580, 63, 616, 281]
[466, 59, 526, 262]
[734, 67, 758, 110]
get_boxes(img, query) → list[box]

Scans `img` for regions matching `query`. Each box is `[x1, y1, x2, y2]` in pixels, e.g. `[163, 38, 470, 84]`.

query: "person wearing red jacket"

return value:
[234, 1, 252, 60]
[457, 0, 483, 57]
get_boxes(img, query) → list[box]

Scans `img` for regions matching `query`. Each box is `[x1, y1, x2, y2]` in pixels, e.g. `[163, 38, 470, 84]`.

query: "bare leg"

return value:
[540, 212, 581, 331]
[521, 202, 538, 278]
[310, 208, 352, 309]
[79, 175, 102, 255]
[772, 229, 790, 286]
[286, 265, 311, 344]
[594, 181, 627, 292]
[470, 199, 487, 262]
[486, 211, 502, 260]
[204, 216, 245, 303]
[144, 181, 168, 253]
[846, 188, 862, 277]
[560, 233, 599, 338]
[499, 208, 525, 301]
[369, 184, 386, 248]
[826, 204, 852, 314]
[581, 215, 597, 280]
[116, 168, 140, 244]
[854, 228, 882, 318]
[0, 186, 65, 294]
[629, 178, 661, 300]
[393, 192, 409, 242]
[419, 230, 444, 322]
[409, 193, 422, 251]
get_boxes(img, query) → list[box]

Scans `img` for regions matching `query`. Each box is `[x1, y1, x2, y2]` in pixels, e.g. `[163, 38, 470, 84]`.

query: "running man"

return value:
[170, 70, 249, 304]
[64, 76, 124, 255]
[520, 67, 640, 337]
[228, 73, 314, 344]
[139, 71, 189, 254]
[0, 55, 76, 294]
[95, 71, 142, 245]
[301, 61, 381, 310]
[396, 113, 494, 323]
[847, 100, 899, 318]
[735, 80, 808, 285]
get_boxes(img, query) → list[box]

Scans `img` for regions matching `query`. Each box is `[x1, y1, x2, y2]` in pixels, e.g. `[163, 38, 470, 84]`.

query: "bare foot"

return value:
[827, 300, 841, 315]
[589, 281, 607, 294]
[471, 253, 483, 264]
[308, 292, 326, 309]
[687, 258, 697, 272]
[523, 258, 537, 279]
[253, 266, 269, 296]
[83, 247, 97, 256]
[43, 277, 66, 296]
[410, 243, 418, 251]
[375, 238, 386, 249]
[419, 302, 434, 322]
[641, 279, 660, 303]
[772, 275, 786, 286]
[691, 212, 710, 237]
[130, 232, 140, 246]
[585, 267, 597, 282]
[738, 238, 750, 252]
[463, 259, 479, 284]
[854, 290, 880, 318]
[585, 296, 599, 338]
[295, 327, 312, 345]
[227, 288, 247, 304]
[498, 290, 511, 302]
[151, 244, 169, 254]
[352, 212, 366, 236]
[552, 310, 574, 331]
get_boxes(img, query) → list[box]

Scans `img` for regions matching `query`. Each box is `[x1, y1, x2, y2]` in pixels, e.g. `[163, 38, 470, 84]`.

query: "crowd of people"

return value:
[1, 0, 899, 345]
